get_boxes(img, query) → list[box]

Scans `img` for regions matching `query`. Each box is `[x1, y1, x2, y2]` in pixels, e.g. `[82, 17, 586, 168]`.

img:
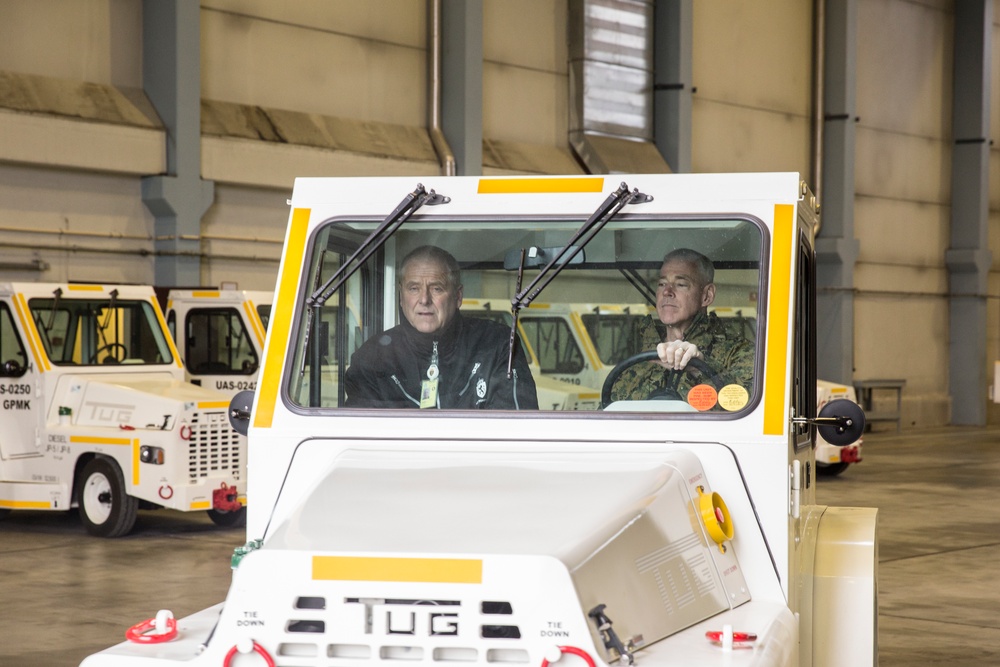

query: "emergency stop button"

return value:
[697, 486, 733, 550]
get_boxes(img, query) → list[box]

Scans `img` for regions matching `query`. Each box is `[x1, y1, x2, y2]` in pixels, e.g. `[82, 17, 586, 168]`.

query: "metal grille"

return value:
[259, 596, 526, 666]
[187, 410, 242, 480]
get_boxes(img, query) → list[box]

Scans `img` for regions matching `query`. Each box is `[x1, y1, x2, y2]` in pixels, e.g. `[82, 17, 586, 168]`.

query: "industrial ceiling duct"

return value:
[568, 0, 671, 174]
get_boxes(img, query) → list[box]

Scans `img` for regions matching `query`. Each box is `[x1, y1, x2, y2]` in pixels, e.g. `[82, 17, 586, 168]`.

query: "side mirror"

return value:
[228, 390, 255, 436]
[816, 398, 866, 446]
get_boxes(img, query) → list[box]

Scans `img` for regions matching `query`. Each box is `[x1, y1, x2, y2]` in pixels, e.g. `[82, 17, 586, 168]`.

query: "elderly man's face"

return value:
[399, 258, 463, 334]
[655, 258, 715, 331]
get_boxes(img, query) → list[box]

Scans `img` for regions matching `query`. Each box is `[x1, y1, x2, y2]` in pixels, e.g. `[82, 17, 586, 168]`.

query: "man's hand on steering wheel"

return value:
[601, 349, 728, 407]
[656, 340, 703, 371]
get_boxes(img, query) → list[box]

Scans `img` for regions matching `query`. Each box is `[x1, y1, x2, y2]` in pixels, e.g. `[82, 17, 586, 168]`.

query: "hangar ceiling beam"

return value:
[441, 0, 483, 176]
[947, 0, 992, 425]
[653, 0, 692, 173]
[816, 0, 858, 386]
[141, 0, 214, 287]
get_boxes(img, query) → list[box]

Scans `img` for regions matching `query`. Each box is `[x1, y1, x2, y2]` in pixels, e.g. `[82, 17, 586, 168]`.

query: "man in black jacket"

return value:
[344, 245, 538, 410]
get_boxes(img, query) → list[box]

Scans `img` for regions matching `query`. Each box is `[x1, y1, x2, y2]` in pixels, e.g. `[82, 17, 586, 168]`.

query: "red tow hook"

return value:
[212, 482, 242, 512]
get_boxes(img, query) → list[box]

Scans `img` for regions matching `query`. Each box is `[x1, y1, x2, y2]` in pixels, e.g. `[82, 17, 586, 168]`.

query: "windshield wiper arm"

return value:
[298, 184, 449, 391]
[506, 181, 652, 377]
[620, 268, 657, 306]
[101, 289, 119, 329]
[307, 183, 450, 308]
[511, 182, 651, 311]
[45, 287, 63, 331]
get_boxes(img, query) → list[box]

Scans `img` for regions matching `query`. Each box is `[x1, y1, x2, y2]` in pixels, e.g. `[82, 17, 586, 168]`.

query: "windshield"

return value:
[184, 308, 258, 375]
[288, 214, 764, 414]
[30, 296, 174, 366]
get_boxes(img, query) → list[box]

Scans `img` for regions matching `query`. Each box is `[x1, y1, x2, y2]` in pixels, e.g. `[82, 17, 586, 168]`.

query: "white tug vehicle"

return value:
[0, 282, 245, 536]
[83, 173, 876, 666]
[164, 288, 273, 396]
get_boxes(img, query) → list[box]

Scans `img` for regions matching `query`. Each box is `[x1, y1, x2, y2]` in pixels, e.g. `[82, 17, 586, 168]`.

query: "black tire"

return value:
[78, 457, 138, 537]
[816, 461, 850, 477]
[207, 506, 247, 528]
[0, 508, 10, 521]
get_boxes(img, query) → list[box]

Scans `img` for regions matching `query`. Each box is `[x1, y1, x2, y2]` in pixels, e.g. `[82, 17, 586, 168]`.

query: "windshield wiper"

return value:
[100, 289, 119, 329]
[45, 287, 63, 331]
[307, 183, 450, 308]
[620, 268, 657, 306]
[506, 181, 652, 377]
[298, 184, 450, 390]
[97, 289, 120, 351]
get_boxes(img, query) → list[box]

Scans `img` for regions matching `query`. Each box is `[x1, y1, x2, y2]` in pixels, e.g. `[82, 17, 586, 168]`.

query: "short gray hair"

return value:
[662, 248, 714, 285]
[399, 245, 462, 290]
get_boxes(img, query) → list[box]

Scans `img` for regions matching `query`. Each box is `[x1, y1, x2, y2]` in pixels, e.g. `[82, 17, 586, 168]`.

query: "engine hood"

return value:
[52, 372, 231, 429]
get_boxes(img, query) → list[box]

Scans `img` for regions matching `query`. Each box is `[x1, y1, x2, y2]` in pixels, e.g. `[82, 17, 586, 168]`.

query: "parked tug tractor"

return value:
[0, 282, 246, 536]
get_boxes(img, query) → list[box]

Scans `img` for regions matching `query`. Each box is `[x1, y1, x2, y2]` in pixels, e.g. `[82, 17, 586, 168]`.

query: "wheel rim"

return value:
[83, 471, 113, 525]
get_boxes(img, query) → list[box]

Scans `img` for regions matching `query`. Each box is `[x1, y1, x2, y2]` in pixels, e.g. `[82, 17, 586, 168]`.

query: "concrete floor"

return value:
[1, 426, 999, 666]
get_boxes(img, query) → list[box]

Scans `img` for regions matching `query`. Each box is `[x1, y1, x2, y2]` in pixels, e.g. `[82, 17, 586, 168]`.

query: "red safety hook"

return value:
[223, 640, 275, 667]
[125, 613, 178, 644]
[540, 646, 596, 667]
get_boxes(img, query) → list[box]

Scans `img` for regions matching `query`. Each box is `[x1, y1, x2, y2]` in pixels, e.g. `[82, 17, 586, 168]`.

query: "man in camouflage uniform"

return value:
[609, 248, 754, 405]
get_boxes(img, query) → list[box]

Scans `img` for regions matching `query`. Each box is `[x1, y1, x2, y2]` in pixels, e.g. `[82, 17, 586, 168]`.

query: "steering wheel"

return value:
[90, 342, 128, 364]
[601, 350, 729, 408]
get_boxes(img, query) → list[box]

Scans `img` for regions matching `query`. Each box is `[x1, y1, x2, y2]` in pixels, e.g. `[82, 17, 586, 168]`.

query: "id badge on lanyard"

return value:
[420, 342, 440, 409]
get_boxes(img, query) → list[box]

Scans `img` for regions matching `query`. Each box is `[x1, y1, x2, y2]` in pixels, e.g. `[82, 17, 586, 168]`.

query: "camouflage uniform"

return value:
[609, 311, 755, 403]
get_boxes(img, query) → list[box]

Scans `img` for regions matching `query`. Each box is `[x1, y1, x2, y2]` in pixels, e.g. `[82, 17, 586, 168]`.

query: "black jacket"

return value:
[344, 312, 538, 410]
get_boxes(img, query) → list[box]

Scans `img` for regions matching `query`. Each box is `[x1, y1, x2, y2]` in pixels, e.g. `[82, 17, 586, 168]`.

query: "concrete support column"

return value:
[441, 0, 483, 176]
[816, 0, 858, 385]
[653, 0, 692, 173]
[141, 0, 214, 286]
[947, 0, 992, 425]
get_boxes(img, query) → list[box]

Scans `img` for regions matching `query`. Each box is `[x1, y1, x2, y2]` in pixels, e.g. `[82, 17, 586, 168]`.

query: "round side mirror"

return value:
[817, 398, 866, 446]
[228, 390, 255, 436]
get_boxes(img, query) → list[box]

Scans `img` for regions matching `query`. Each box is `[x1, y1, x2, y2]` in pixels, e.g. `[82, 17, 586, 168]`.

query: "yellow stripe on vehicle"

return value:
[66, 284, 104, 292]
[570, 311, 601, 369]
[763, 204, 795, 436]
[255, 208, 311, 429]
[190, 500, 211, 510]
[0, 500, 51, 509]
[313, 556, 483, 584]
[12, 293, 50, 372]
[243, 301, 266, 347]
[192, 291, 221, 298]
[132, 439, 140, 486]
[478, 177, 605, 194]
[150, 297, 184, 368]
[197, 401, 230, 410]
[70, 435, 132, 446]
